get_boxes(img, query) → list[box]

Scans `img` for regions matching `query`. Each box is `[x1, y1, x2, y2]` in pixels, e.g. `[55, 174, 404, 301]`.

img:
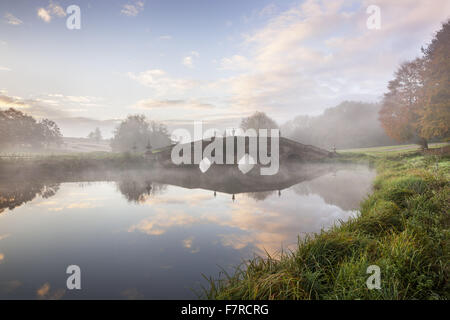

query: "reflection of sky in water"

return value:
[0, 165, 375, 299]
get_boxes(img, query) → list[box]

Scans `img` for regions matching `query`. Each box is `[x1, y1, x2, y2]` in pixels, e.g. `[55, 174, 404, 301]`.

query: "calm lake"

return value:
[0, 163, 375, 299]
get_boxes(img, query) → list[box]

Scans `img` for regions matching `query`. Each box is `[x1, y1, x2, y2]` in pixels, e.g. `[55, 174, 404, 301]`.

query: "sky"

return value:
[0, 0, 449, 137]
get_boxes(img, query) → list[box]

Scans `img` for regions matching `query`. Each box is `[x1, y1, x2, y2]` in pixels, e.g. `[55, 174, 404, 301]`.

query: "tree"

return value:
[419, 20, 450, 141]
[379, 20, 450, 149]
[379, 58, 428, 148]
[39, 118, 63, 147]
[87, 127, 102, 142]
[240, 111, 278, 134]
[0, 108, 39, 148]
[110, 114, 171, 152]
[0, 108, 62, 150]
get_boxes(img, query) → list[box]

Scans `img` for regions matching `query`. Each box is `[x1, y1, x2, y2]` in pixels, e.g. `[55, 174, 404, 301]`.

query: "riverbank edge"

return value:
[204, 151, 449, 300]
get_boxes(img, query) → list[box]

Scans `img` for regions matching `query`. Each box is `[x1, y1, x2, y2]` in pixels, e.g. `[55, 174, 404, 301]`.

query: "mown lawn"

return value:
[205, 150, 449, 300]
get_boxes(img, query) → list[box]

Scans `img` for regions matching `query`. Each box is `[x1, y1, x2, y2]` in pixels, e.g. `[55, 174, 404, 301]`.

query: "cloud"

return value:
[48, 1, 66, 17]
[65, 96, 97, 104]
[258, 3, 278, 18]
[39, 94, 104, 110]
[37, 8, 52, 23]
[4, 13, 23, 25]
[182, 236, 199, 253]
[128, 69, 198, 95]
[182, 51, 199, 68]
[121, 1, 145, 17]
[37, 1, 67, 23]
[219, 55, 250, 71]
[121, 288, 144, 300]
[36, 283, 51, 298]
[0, 94, 30, 109]
[0, 234, 10, 241]
[130, 0, 448, 121]
[134, 98, 214, 110]
[182, 236, 194, 248]
[242, 3, 279, 24]
[159, 35, 172, 40]
[66, 202, 101, 209]
[36, 282, 65, 300]
[0, 93, 69, 118]
[0, 92, 103, 119]
[0, 280, 21, 294]
[128, 210, 199, 236]
[125, 183, 357, 254]
[218, 0, 450, 118]
[182, 56, 194, 68]
[33, 193, 107, 211]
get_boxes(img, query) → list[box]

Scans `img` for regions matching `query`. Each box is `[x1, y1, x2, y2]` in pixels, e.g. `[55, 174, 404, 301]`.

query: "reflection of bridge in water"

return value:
[0, 162, 340, 211]
[144, 163, 335, 195]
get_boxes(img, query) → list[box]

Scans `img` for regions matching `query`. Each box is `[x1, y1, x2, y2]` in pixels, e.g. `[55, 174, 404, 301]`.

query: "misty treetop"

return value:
[0, 108, 63, 150]
[110, 114, 172, 153]
[240, 111, 279, 133]
[87, 127, 103, 142]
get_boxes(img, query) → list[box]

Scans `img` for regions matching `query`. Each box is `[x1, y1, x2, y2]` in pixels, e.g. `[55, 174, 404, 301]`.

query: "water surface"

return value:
[0, 163, 375, 299]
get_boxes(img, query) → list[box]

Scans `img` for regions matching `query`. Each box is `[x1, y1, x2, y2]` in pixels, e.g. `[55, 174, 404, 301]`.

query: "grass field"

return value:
[0, 137, 111, 157]
[0, 151, 154, 180]
[205, 147, 450, 300]
[338, 142, 449, 155]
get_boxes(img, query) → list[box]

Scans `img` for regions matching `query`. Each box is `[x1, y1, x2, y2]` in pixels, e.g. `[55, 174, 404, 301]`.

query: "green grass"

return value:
[204, 150, 449, 300]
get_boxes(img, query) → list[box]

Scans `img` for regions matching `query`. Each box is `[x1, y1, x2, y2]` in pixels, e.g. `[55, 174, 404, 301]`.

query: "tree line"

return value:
[280, 101, 396, 149]
[110, 114, 171, 152]
[0, 108, 63, 151]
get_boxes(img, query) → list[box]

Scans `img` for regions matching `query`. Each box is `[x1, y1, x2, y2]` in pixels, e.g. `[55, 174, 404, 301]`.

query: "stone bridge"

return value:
[147, 136, 332, 166]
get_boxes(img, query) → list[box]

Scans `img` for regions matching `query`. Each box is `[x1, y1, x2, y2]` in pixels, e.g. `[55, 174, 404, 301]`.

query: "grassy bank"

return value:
[205, 151, 449, 300]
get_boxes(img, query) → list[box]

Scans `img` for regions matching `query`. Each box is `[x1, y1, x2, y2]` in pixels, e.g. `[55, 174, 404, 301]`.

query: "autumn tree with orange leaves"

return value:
[419, 20, 450, 142]
[379, 20, 449, 149]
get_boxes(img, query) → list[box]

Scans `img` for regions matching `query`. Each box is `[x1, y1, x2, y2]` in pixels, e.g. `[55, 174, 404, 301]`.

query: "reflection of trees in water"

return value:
[40, 184, 60, 198]
[0, 182, 60, 212]
[116, 176, 166, 203]
[245, 191, 275, 201]
[293, 166, 375, 211]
